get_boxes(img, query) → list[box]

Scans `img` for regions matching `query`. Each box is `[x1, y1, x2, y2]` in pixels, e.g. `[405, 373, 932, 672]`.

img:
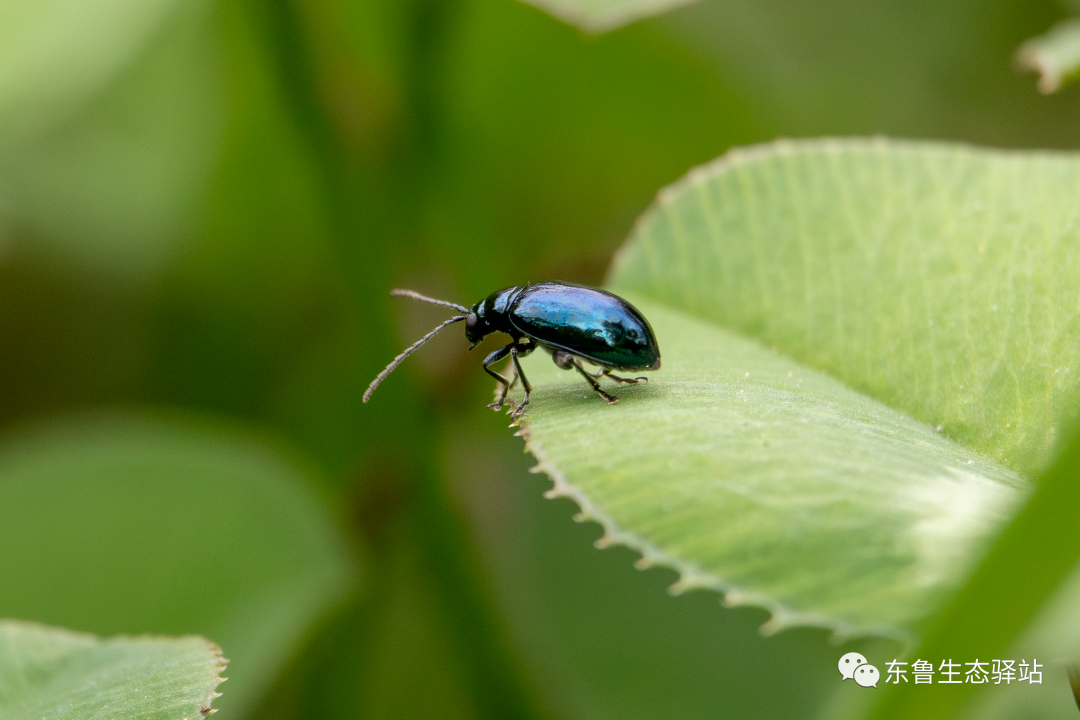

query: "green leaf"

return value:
[869, 427, 1080, 720]
[1017, 17, 1080, 94]
[519, 298, 1027, 638]
[0, 412, 358, 716]
[449, 410, 892, 720]
[517, 0, 702, 34]
[0, 0, 225, 279]
[0, 0, 188, 143]
[0, 620, 225, 720]
[516, 138, 1080, 637]
[614, 139, 1080, 476]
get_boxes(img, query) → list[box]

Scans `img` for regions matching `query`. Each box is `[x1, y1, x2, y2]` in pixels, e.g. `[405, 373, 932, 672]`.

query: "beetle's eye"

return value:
[466, 312, 478, 329]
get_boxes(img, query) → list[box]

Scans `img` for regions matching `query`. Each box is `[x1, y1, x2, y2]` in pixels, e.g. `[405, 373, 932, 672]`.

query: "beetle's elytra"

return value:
[364, 281, 661, 418]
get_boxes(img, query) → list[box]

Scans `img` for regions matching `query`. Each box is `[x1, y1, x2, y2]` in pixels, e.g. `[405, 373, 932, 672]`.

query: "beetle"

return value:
[363, 281, 661, 418]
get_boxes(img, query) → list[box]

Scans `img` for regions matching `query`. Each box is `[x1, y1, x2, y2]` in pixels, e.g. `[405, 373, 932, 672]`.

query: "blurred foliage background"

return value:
[1, 0, 1080, 718]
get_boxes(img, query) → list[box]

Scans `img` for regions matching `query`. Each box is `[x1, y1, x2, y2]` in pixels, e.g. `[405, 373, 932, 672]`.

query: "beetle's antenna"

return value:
[364, 315, 467, 402]
[391, 288, 469, 313]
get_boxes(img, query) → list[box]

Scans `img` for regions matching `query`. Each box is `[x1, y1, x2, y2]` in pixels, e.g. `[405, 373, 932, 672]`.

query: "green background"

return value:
[1, 0, 1079, 718]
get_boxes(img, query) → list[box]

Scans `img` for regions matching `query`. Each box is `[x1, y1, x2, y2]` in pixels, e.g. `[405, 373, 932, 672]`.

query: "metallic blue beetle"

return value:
[364, 281, 661, 417]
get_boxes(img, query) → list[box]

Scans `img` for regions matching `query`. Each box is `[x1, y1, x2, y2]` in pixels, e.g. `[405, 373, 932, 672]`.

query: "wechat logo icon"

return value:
[839, 652, 879, 688]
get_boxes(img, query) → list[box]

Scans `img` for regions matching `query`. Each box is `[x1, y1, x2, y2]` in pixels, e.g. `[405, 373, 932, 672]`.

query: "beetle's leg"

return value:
[517, 337, 536, 356]
[490, 370, 516, 409]
[551, 348, 574, 370]
[503, 363, 520, 393]
[509, 345, 533, 420]
[569, 363, 643, 383]
[571, 362, 647, 385]
[501, 340, 536, 414]
[572, 359, 618, 404]
[580, 365, 606, 378]
[598, 368, 648, 384]
[484, 342, 517, 410]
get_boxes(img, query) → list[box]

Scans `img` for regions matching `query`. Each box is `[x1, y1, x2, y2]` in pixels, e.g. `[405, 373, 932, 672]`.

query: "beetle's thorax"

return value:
[465, 286, 522, 345]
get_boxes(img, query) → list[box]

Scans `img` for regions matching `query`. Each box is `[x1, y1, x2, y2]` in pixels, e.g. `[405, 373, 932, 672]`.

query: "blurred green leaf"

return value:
[517, 138, 1080, 638]
[0, 620, 225, 720]
[656, 0, 1080, 147]
[517, 0, 701, 33]
[0, 0, 188, 143]
[438, 0, 759, 294]
[0, 0, 225, 279]
[1018, 17, 1080, 93]
[0, 412, 358, 716]
[957, 564, 1080, 719]
[870, 426, 1080, 720]
[340, 538, 488, 720]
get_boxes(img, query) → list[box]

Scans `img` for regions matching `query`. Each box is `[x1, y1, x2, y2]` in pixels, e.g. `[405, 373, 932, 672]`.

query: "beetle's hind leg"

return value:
[564, 360, 646, 385]
[597, 368, 648, 384]
[572, 360, 618, 404]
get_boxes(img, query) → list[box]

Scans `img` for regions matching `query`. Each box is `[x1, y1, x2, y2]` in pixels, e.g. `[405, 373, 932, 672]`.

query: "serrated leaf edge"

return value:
[612, 135, 1080, 281]
[200, 641, 228, 718]
[528, 136, 1059, 647]
[511, 420, 912, 645]
[0, 619, 229, 719]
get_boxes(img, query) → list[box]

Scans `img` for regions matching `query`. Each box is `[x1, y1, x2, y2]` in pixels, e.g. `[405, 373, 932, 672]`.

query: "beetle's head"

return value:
[465, 301, 491, 347]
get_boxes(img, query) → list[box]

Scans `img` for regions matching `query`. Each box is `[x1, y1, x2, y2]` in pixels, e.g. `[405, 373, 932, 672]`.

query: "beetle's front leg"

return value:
[483, 342, 516, 411]
[509, 343, 534, 420]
